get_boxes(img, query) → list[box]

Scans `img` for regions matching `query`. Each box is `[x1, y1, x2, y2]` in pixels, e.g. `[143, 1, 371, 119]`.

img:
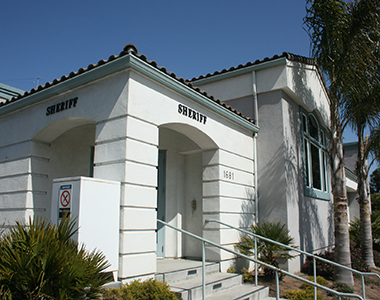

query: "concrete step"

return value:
[156, 259, 270, 300]
[206, 284, 269, 300]
[156, 260, 219, 285]
[170, 272, 249, 300]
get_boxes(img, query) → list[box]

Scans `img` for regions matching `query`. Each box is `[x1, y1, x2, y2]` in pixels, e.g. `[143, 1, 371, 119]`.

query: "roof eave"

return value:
[0, 54, 259, 133]
[192, 57, 288, 86]
[0, 54, 134, 117]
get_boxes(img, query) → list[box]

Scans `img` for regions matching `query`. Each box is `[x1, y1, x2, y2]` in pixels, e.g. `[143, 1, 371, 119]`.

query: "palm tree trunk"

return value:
[331, 112, 354, 285]
[356, 126, 375, 267]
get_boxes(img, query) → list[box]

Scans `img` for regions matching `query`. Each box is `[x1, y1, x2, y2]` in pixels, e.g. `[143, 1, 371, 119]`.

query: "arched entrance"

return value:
[31, 117, 96, 219]
[157, 123, 217, 259]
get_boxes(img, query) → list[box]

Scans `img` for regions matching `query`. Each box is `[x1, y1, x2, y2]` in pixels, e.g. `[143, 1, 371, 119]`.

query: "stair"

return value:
[156, 259, 270, 300]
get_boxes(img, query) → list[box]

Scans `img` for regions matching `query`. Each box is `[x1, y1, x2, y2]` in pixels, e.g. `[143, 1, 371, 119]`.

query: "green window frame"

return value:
[301, 109, 330, 200]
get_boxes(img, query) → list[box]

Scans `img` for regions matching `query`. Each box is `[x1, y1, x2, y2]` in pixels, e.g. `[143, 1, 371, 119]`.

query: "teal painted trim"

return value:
[345, 167, 358, 181]
[0, 82, 24, 94]
[0, 54, 133, 117]
[304, 187, 331, 201]
[192, 57, 287, 86]
[0, 55, 259, 133]
[0, 83, 24, 99]
[300, 107, 331, 201]
[128, 56, 259, 133]
[343, 142, 358, 151]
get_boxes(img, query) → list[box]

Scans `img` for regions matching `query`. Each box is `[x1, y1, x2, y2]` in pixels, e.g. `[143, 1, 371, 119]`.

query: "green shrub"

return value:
[374, 250, 380, 267]
[328, 281, 354, 300]
[350, 216, 380, 251]
[372, 215, 380, 252]
[332, 281, 354, 293]
[240, 268, 254, 283]
[302, 242, 370, 280]
[349, 217, 361, 245]
[300, 276, 329, 290]
[302, 250, 335, 280]
[102, 278, 179, 300]
[0, 217, 111, 300]
[236, 221, 296, 280]
[284, 276, 326, 300]
[350, 242, 371, 272]
[226, 266, 236, 273]
[284, 288, 322, 300]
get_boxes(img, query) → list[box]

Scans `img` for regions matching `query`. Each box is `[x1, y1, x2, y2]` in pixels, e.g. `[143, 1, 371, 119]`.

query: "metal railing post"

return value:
[255, 236, 258, 286]
[361, 274, 365, 300]
[313, 257, 317, 300]
[202, 240, 206, 300]
[275, 270, 280, 300]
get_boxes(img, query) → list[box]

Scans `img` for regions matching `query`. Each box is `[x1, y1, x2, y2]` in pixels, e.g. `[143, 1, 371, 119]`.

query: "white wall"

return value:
[0, 140, 35, 225]
[258, 90, 334, 272]
[195, 59, 334, 273]
[127, 70, 256, 269]
[0, 63, 257, 281]
[256, 91, 288, 225]
[0, 69, 129, 225]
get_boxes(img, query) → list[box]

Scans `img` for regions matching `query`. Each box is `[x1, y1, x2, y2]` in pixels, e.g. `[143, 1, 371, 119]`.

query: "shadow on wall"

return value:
[258, 145, 287, 224]
[239, 187, 256, 229]
[290, 65, 334, 257]
[234, 144, 287, 272]
[233, 187, 255, 272]
[299, 193, 334, 254]
[290, 61, 329, 127]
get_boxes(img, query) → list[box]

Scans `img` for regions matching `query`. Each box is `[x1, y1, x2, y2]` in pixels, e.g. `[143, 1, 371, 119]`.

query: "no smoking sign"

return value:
[59, 184, 72, 211]
[60, 190, 70, 207]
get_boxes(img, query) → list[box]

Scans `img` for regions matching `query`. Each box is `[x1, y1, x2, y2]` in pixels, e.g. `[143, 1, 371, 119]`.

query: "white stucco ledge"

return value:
[345, 168, 358, 193]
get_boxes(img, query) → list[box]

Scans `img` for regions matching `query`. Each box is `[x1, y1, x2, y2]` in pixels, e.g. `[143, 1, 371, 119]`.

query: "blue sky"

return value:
[0, 0, 358, 143]
[1, 0, 310, 89]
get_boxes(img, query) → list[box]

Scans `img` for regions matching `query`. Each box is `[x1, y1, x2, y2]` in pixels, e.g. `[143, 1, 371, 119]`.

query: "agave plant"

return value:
[236, 221, 296, 279]
[0, 217, 111, 300]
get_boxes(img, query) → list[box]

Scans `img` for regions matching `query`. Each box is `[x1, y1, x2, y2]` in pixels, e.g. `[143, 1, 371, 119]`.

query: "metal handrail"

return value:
[157, 219, 364, 300]
[206, 219, 380, 300]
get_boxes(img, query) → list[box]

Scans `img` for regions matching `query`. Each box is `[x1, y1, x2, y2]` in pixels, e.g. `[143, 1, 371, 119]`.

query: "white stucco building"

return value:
[0, 44, 357, 281]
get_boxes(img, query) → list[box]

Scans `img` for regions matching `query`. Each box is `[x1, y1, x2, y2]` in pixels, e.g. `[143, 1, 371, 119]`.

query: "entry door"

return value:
[156, 150, 166, 258]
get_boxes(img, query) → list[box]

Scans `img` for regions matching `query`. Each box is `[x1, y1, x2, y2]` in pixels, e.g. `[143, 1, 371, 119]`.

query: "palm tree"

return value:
[340, 0, 380, 267]
[355, 123, 376, 267]
[305, 0, 380, 275]
[304, 0, 355, 285]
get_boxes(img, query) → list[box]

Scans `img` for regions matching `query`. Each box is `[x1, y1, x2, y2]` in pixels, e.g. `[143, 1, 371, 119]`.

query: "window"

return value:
[301, 110, 329, 200]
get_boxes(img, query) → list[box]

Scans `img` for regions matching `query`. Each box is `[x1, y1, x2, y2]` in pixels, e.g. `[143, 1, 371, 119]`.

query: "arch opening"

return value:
[31, 118, 96, 219]
[157, 123, 217, 259]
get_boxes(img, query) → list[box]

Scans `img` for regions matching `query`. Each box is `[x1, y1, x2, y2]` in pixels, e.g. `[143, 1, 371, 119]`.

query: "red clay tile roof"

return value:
[188, 52, 316, 82]
[0, 44, 316, 125]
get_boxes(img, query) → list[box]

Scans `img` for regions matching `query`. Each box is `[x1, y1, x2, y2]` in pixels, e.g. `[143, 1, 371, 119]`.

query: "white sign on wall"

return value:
[59, 184, 72, 218]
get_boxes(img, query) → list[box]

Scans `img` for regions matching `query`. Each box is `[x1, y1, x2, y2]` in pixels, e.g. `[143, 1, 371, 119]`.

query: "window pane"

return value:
[321, 151, 326, 191]
[311, 143, 321, 190]
[323, 151, 328, 191]
[309, 115, 319, 141]
[302, 114, 307, 133]
[320, 130, 325, 146]
[304, 139, 310, 186]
